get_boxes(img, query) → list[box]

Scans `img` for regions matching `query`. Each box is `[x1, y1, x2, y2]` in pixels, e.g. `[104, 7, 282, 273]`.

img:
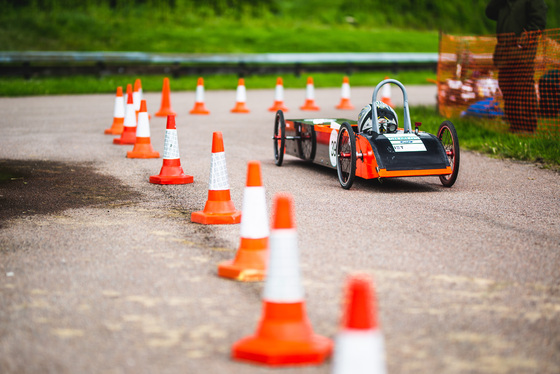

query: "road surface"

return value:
[0, 85, 559, 373]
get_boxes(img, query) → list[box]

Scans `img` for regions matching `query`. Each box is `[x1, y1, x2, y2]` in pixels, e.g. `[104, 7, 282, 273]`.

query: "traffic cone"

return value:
[189, 77, 210, 115]
[231, 78, 250, 113]
[191, 132, 241, 224]
[268, 77, 289, 112]
[104, 86, 125, 135]
[155, 77, 177, 117]
[127, 100, 160, 159]
[218, 161, 268, 281]
[381, 76, 394, 108]
[300, 76, 320, 111]
[133, 79, 142, 115]
[149, 115, 193, 184]
[336, 76, 355, 110]
[331, 274, 387, 374]
[232, 193, 333, 366]
[113, 84, 137, 145]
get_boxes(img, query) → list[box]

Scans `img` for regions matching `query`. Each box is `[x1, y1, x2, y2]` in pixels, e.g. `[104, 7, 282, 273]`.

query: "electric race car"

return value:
[273, 79, 460, 189]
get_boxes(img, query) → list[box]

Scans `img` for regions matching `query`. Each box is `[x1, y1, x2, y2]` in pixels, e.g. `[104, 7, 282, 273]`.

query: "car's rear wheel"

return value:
[273, 110, 286, 166]
[437, 120, 460, 187]
[336, 122, 356, 189]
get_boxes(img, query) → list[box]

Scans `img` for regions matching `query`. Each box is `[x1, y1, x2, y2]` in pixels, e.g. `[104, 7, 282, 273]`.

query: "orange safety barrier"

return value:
[437, 29, 560, 136]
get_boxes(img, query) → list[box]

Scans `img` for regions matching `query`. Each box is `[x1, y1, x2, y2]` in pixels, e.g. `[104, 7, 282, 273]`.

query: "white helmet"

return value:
[358, 101, 398, 134]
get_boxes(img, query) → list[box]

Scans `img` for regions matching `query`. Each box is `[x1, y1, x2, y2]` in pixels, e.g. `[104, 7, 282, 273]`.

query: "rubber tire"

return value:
[336, 122, 357, 190]
[274, 110, 286, 166]
[437, 120, 460, 187]
[297, 122, 316, 162]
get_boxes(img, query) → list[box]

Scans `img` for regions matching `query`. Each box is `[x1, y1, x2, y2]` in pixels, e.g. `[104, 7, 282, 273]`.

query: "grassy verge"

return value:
[0, 71, 437, 97]
[410, 106, 559, 170]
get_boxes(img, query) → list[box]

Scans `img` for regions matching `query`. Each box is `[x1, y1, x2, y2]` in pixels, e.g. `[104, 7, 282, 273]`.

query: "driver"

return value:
[358, 101, 398, 134]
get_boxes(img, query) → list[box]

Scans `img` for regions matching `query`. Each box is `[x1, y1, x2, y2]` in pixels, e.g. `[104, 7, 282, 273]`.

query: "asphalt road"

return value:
[0, 84, 559, 374]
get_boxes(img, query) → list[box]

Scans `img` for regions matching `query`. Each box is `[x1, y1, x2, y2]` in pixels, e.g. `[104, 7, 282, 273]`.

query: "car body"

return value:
[273, 79, 460, 189]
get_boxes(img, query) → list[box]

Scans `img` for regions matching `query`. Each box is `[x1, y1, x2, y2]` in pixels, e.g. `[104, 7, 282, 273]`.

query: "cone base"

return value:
[191, 210, 241, 225]
[218, 239, 268, 281]
[127, 150, 160, 159]
[231, 103, 250, 113]
[155, 109, 177, 117]
[149, 174, 193, 185]
[113, 128, 136, 145]
[232, 334, 332, 366]
[381, 98, 394, 108]
[300, 100, 320, 111]
[336, 99, 355, 110]
[268, 102, 289, 112]
[105, 127, 123, 135]
[190, 102, 210, 115]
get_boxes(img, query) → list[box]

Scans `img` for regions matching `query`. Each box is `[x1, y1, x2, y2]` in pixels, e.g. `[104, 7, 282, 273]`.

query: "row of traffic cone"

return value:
[107, 75, 395, 126]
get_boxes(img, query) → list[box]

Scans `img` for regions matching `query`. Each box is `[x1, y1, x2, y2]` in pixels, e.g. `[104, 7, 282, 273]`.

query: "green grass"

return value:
[0, 71, 437, 96]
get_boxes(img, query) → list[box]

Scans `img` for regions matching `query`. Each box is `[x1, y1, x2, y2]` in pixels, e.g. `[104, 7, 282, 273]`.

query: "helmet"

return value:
[358, 101, 398, 134]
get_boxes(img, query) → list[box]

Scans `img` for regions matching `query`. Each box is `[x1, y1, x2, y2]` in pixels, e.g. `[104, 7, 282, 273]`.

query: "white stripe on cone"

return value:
[262, 228, 304, 303]
[195, 84, 205, 103]
[113, 96, 125, 119]
[382, 84, 391, 101]
[136, 111, 151, 138]
[123, 102, 136, 128]
[208, 152, 229, 191]
[162, 129, 180, 159]
[240, 187, 269, 239]
[341, 82, 351, 100]
[236, 84, 247, 103]
[306, 83, 315, 100]
[133, 90, 141, 112]
[332, 330, 387, 374]
[274, 83, 284, 102]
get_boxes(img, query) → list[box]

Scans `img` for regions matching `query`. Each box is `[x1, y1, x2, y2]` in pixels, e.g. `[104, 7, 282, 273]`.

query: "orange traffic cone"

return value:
[268, 77, 289, 112]
[189, 77, 210, 115]
[331, 274, 387, 374]
[336, 76, 355, 110]
[155, 77, 176, 117]
[113, 84, 137, 145]
[149, 115, 193, 184]
[133, 79, 142, 116]
[127, 100, 160, 159]
[300, 76, 320, 111]
[104, 86, 125, 135]
[381, 76, 394, 108]
[191, 132, 241, 225]
[232, 193, 333, 366]
[231, 78, 250, 113]
[218, 161, 268, 281]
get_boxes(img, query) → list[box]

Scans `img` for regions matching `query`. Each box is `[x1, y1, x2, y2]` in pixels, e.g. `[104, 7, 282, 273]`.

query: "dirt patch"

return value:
[0, 159, 141, 226]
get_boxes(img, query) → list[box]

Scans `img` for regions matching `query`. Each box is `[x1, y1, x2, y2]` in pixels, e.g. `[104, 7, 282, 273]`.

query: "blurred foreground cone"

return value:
[232, 193, 333, 366]
[127, 100, 160, 159]
[331, 274, 387, 374]
[189, 77, 210, 115]
[268, 77, 289, 112]
[231, 78, 250, 113]
[155, 77, 177, 117]
[113, 84, 137, 145]
[381, 76, 394, 108]
[191, 132, 241, 224]
[149, 115, 193, 184]
[105, 86, 125, 134]
[336, 76, 354, 110]
[218, 161, 268, 281]
[300, 77, 320, 111]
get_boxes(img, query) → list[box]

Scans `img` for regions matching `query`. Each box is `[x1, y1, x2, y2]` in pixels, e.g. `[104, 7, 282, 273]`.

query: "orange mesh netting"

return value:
[437, 29, 560, 136]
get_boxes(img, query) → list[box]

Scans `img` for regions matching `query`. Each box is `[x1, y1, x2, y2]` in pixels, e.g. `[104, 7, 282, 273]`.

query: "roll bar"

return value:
[371, 79, 412, 134]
